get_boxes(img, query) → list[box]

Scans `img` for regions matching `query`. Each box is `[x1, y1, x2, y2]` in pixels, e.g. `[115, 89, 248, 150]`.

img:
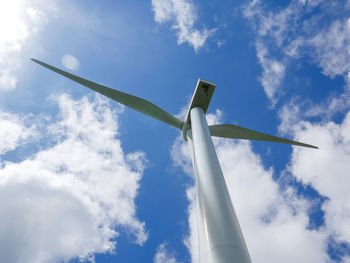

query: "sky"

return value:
[0, 0, 350, 262]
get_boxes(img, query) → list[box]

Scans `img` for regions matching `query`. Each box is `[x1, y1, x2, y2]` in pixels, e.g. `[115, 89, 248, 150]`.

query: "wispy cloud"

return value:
[0, 94, 148, 262]
[152, 0, 215, 52]
[154, 243, 179, 263]
[255, 42, 285, 106]
[307, 18, 350, 80]
[0, 111, 37, 155]
[244, 0, 350, 106]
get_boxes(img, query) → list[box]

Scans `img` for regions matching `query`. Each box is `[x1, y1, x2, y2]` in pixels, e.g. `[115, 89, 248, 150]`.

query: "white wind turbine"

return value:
[32, 58, 318, 263]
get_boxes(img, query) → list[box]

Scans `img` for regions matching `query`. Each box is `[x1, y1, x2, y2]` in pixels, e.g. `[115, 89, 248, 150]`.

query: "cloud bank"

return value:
[0, 94, 148, 262]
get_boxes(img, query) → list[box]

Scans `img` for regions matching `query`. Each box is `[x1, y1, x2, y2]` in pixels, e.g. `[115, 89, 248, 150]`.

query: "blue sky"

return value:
[1, 0, 350, 262]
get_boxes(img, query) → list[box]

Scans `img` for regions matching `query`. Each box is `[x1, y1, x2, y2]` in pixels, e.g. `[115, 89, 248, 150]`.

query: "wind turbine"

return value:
[32, 58, 318, 263]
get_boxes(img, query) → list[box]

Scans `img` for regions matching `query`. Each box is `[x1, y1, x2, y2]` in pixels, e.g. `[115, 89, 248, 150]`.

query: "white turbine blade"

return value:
[31, 58, 183, 130]
[209, 124, 318, 149]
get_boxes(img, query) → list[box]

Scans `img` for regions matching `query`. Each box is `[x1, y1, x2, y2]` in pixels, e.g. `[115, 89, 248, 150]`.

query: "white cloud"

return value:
[255, 42, 285, 105]
[152, 0, 215, 52]
[206, 109, 223, 125]
[306, 18, 350, 81]
[61, 54, 80, 71]
[171, 110, 330, 263]
[0, 0, 55, 90]
[0, 94, 148, 262]
[283, 107, 350, 261]
[0, 111, 36, 155]
[154, 243, 179, 263]
[243, 0, 292, 103]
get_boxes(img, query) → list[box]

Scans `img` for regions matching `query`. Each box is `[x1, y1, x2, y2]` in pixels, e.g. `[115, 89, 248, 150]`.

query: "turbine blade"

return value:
[209, 124, 318, 149]
[31, 59, 183, 130]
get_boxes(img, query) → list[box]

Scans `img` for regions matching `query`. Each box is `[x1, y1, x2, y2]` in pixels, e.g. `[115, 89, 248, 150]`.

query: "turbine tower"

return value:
[32, 59, 318, 263]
